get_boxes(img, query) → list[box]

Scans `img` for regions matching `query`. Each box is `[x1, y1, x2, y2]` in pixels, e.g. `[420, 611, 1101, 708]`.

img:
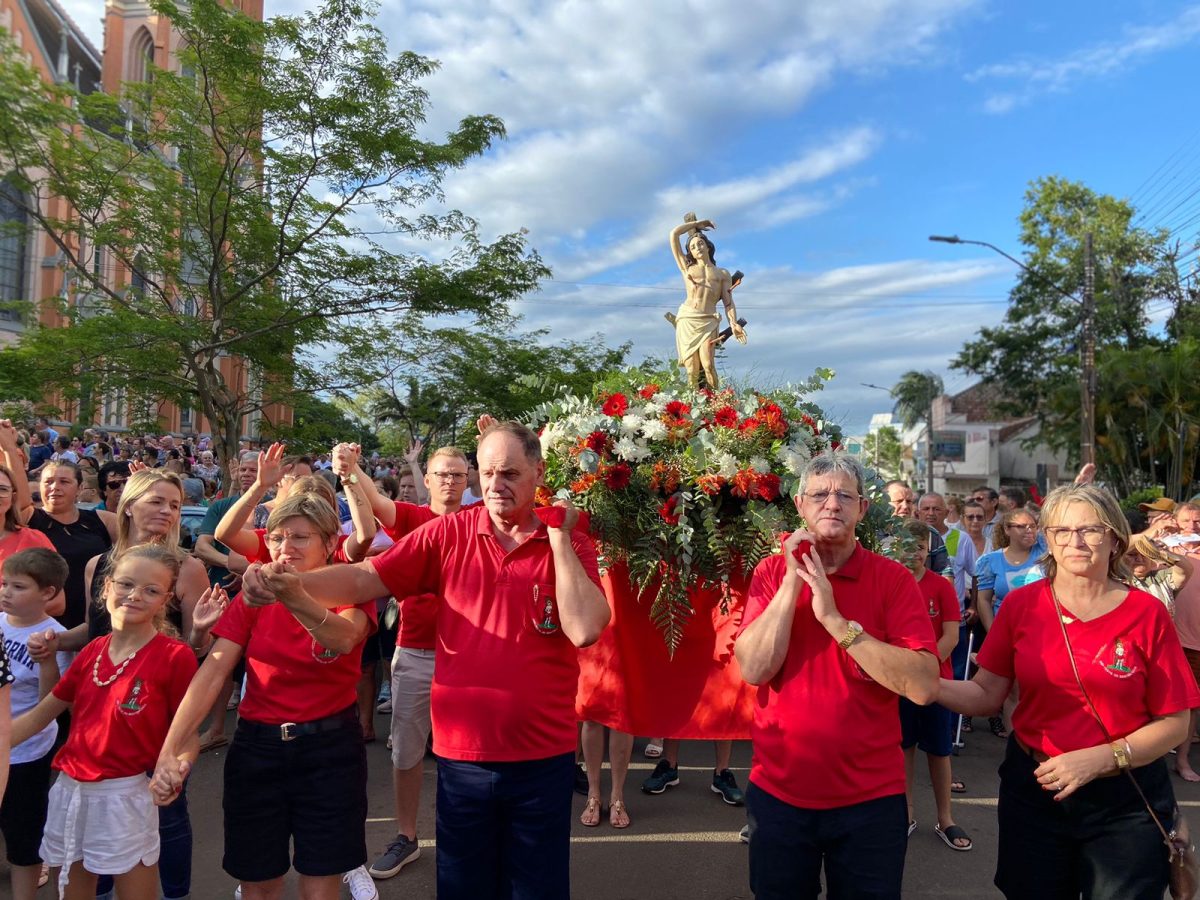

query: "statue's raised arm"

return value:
[669, 213, 746, 389]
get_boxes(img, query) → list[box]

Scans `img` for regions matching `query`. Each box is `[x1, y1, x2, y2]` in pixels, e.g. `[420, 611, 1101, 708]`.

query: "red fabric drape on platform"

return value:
[576, 562, 755, 740]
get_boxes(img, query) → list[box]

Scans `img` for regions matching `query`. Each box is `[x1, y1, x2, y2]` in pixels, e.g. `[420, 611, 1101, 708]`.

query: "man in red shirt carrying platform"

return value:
[241, 422, 611, 900]
[735, 455, 939, 900]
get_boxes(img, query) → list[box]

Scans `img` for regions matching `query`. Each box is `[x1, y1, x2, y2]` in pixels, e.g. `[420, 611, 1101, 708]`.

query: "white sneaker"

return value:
[344, 865, 379, 900]
[234, 886, 242, 900]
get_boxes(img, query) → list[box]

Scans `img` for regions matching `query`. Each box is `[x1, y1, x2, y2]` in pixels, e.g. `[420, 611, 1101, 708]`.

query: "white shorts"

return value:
[390, 647, 435, 769]
[41, 772, 159, 888]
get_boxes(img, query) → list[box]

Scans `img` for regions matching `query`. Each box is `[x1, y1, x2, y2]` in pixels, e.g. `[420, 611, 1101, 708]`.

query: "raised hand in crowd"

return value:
[1072, 462, 1096, 485]
[190, 584, 230, 635]
[332, 441, 361, 476]
[403, 439, 423, 467]
[255, 441, 288, 491]
[476, 414, 497, 435]
[129, 459, 148, 474]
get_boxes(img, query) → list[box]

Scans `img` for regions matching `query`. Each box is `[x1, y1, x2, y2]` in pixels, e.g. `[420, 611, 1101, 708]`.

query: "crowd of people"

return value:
[0, 413, 1198, 899]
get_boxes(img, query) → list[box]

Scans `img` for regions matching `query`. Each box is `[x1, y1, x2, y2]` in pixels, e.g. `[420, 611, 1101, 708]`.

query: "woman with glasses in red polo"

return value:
[939, 484, 1199, 899]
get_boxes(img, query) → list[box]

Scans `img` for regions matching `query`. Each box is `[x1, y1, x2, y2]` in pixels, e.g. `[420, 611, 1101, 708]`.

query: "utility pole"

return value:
[1080, 232, 1096, 468]
[925, 398, 935, 495]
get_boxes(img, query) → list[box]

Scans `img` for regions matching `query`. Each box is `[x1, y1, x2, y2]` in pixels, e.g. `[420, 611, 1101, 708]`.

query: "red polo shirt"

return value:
[977, 581, 1200, 756]
[381, 502, 441, 651]
[916, 570, 960, 678]
[372, 504, 602, 762]
[738, 545, 936, 810]
[213, 592, 378, 725]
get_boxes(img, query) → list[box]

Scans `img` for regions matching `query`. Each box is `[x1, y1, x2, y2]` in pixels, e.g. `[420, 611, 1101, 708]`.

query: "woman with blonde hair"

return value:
[153, 492, 377, 900]
[939, 484, 1200, 899]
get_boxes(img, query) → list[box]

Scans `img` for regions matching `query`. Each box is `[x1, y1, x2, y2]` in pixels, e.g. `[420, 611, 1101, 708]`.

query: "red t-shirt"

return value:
[212, 593, 378, 725]
[0, 526, 55, 568]
[916, 570, 960, 678]
[977, 581, 1200, 756]
[738, 545, 937, 810]
[382, 502, 441, 650]
[245, 529, 352, 565]
[51, 633, 197, 782]
[371, 504, 603, 762]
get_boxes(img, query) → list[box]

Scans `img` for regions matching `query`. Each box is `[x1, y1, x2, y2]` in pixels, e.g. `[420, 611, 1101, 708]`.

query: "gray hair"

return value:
[796, 454, 867, 498]
[238, 450, 258, 464]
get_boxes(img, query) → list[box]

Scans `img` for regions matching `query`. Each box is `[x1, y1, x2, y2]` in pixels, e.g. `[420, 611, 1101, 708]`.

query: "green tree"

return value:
[861, 425, 903, 481]
[890, 370, 942, 493]
[260, 392, 379, 457]
[951, 177, 1184, 463]
[361, 324, 632, 452]
[0, 0, 547, 465]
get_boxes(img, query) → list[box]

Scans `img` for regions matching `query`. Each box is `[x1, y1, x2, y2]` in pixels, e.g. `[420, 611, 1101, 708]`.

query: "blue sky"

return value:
[64, 0, 1200, 433]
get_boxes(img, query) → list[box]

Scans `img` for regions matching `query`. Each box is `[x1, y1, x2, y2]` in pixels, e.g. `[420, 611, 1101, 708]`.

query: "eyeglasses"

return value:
[429, 472, 468, 483]
[802, 490, 862, 506]
[0, 486, 12, 496]
[111, 578, 169, 602]
[265, 531, 318, 548]
[963, 514, 985, 521]
[1006, 523, 1038, 532]
[106, 479, 128, 489]
[1045, 525, 1110, 546]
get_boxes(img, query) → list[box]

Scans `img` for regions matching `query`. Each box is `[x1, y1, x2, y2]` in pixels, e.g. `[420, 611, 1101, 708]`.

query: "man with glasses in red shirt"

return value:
[241, 422, 610, 900]
[736, 455, 939, 900]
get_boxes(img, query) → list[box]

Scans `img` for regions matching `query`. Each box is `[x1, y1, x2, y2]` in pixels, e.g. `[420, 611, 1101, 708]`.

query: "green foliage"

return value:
[951, 176, 1185, 467]
[260, 392, 379, 456]
[0, 0, 547, 464]
[861, 426, 903, 480]
[358, 323, 632, 451]
[1117, 486, 1163, 513]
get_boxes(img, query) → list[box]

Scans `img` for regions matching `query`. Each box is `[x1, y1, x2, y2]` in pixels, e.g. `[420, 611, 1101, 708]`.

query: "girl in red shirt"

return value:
[938, 485, 1200, 900]
[9, 543, 214, 900]
[151, 493, 375, 900]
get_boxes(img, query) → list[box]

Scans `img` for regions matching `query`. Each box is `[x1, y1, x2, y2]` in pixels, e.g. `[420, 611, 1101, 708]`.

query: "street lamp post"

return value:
[928, 234, 1096, 468]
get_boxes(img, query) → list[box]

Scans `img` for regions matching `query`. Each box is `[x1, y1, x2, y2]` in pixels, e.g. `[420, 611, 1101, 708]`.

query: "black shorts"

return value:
[360, 604, 398, 668]
[0, 751, 54, 865]
[222, 707, 368, 882]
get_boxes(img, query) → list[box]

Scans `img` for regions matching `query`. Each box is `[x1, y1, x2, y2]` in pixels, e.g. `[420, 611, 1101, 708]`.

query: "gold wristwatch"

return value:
[838, 620, 864, 650]
[344, 472, 358, 485]
[1112, 741, 1131, 770]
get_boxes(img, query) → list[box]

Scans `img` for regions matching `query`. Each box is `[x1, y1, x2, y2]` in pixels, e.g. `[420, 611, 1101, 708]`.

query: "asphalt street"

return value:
[8, 710, 1200, 898]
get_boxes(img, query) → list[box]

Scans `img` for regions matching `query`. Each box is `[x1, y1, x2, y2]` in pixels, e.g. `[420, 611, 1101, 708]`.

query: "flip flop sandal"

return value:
[951, 780, 967, 793]
[644, 741, 664, 759]
[907, 820, 917, 837]
[935, 824, 973, 852]
[609, 799, 631, 829]
[581, 796, 602, 827]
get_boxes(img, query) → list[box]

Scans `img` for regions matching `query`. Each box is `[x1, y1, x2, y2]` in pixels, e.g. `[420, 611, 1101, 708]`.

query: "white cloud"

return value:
[968, 4, 1200, 113]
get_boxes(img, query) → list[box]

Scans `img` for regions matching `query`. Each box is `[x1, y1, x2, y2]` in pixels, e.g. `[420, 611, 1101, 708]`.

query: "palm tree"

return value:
[890, 370, 944, 494]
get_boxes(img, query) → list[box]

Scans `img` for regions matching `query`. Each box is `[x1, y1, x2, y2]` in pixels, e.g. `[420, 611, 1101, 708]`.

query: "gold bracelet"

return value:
[305, 609, 330, 634]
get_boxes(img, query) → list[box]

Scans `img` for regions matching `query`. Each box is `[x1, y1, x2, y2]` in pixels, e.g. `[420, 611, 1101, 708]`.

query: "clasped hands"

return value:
[239, 560, 306, 608]
[781, 529, 843, 632]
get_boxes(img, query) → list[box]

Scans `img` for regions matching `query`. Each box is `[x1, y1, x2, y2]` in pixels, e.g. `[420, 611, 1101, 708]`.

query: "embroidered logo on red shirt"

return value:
[117, 677, 147, 716]
[311, 640, 341, 664]
[1101, 636, 1138, 679]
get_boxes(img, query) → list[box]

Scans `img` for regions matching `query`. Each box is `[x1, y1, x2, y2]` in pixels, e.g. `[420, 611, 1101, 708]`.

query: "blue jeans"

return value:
[746, 782, 907, 899]
[436, 752, 574, 900]
[95, 782, 191, 899]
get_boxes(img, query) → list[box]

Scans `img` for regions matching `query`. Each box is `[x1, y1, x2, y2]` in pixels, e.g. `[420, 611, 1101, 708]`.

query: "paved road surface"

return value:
[8, 710, 1200, 898]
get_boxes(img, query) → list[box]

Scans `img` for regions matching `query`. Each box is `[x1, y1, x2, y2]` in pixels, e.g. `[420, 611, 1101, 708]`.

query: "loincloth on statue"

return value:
[674, 305, 719, 364]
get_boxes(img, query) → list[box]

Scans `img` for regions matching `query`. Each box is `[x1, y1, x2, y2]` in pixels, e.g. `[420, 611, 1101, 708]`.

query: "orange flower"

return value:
[534, 486, 555, 507]
[730, 468, 756, 499]
[696, 473, 726, 496]
[570, 474, 598, 493]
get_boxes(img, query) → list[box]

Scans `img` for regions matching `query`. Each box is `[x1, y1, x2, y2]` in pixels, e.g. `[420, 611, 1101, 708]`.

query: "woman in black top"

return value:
[24, 461, 117, 628]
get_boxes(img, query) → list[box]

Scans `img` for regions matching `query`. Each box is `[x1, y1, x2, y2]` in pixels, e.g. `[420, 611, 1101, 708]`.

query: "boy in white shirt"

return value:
[0, 547, 70, 900]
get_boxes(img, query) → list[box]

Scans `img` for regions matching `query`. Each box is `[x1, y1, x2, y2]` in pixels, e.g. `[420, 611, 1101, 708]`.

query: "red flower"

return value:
[755, 472, 781, 502]
[602, 392, 629, 418]
[638, 384, 660, 399]
[830, 440, 842, 451]
[730, 468, 756, 498]
[664, 400, 691, 419]
[658, 495, 681, 525]
[603, 462, 632, 490]
[584, 431, 608, 454]
[757, 401, 783, 419]
[650, 461, 682, 495]
[696, 473, 725, 496]
[800, 413, 818, 431]
[738, 416, 760, 435]
[713, 405, 739, 428]
[534, 486, 555, 507]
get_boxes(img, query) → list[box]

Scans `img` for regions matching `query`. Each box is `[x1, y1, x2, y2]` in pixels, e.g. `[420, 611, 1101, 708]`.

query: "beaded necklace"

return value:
[91, 639, 142, 687]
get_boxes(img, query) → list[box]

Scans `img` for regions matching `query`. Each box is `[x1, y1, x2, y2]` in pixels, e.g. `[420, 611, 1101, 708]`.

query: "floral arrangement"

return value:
[526, 366, 900, 654]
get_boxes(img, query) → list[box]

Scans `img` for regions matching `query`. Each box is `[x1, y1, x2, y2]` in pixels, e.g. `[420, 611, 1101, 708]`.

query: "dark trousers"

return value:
[95, 782, 191, 898]
[746, 782, 907, 899]
[951, 623, 971, 681]
[435, 752, 574, 900]
[996, 735, 1172, 900]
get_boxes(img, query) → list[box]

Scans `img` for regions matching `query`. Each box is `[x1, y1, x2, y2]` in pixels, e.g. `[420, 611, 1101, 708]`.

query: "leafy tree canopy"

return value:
[0, 0, 547, 463]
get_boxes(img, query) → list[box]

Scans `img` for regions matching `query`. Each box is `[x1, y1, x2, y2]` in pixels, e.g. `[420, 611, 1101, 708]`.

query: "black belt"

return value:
[239, 705, 358, 742]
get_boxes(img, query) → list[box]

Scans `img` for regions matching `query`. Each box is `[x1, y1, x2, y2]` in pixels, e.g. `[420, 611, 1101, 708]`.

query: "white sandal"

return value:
[644, 739, 664, 759]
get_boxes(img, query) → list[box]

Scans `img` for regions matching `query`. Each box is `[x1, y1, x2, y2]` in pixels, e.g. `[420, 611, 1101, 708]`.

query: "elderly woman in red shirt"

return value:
[939, 484, 1200, 900]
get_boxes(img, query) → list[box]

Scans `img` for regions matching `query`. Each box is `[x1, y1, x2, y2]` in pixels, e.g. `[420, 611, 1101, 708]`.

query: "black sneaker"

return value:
[711, 768, 745, 806]
[641, 759, 680, 794]
[573, 762, 589, 796]
[368, 834, 420, 879]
